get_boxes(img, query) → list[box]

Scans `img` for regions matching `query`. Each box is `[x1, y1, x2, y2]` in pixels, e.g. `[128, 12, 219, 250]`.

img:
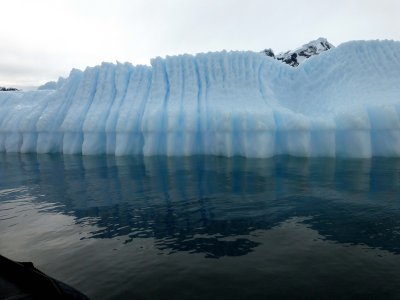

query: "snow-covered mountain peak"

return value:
[262, 38, 335, 67]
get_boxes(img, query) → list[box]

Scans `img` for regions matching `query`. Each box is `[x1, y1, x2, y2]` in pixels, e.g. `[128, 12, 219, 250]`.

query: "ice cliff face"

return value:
[262, 38, 334, 66]
[1, 40, 400, 158]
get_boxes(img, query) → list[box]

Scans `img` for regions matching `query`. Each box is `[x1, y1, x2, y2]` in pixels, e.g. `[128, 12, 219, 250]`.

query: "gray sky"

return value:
[1, 0, 399, 89]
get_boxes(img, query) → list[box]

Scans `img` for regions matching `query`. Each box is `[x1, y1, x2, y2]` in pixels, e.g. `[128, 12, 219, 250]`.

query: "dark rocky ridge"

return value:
[262, 38, 334, 67]
[0, 87, 19, 91]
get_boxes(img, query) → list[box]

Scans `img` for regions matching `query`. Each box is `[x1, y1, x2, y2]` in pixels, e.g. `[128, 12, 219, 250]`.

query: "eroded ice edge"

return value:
[1, 40, 400, 158]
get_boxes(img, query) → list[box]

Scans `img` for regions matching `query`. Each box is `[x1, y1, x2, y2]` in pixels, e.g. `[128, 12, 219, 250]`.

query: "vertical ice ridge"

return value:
[179, 56, 201, 155]
[195, 54, 210, 154]
[105, 63, 133, 132]
[164, 56, 184, 155]
[36, 70, 83, 153]
[367, 105, 400, 156]
[82, 63, 117, 154]
[134, 68, 153, 155]
[105, 63, 133, 154]
[61, 65, 100, 154]
[334, 108, 372, 158]
[141, 58, 170, 155]
[0, 92, 21, 152]
[61, 66, 100, 131]
[37, 69, 83, 131]
[1, 91, 50, 152]
[257, 59, 272, 104]
[193, 57, 205, 155]
[115, 66, 152, 155]
[0, 92, 17, 151]
[160, 59, 171, 155]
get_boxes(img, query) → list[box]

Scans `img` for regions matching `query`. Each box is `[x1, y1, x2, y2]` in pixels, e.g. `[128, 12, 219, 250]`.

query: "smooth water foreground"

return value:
[1, 154, 400, 299]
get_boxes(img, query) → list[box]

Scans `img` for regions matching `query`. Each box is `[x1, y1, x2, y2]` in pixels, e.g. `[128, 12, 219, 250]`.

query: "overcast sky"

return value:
[1, 0, 399, 89]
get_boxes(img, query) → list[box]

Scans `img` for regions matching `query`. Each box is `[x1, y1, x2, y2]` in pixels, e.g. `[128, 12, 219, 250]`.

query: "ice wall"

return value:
[1, 40, 400, 158]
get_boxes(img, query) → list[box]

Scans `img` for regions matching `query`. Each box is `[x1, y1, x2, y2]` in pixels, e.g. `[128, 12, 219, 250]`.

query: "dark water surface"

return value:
[1, 154, 400, 299]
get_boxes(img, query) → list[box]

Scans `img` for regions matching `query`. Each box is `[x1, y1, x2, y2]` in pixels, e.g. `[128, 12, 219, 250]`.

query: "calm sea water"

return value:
[1, 153, 400, 299]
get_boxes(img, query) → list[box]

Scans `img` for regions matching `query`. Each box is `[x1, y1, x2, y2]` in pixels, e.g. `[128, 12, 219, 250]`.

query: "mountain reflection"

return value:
[1, 153, 400, 258]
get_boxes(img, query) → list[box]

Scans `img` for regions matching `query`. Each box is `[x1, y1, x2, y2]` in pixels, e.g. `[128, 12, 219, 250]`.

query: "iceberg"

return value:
[1, 40, 400, 158]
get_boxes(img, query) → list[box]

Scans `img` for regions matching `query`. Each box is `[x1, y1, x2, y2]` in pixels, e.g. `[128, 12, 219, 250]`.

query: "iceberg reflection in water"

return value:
[1, 154, 400, 299]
